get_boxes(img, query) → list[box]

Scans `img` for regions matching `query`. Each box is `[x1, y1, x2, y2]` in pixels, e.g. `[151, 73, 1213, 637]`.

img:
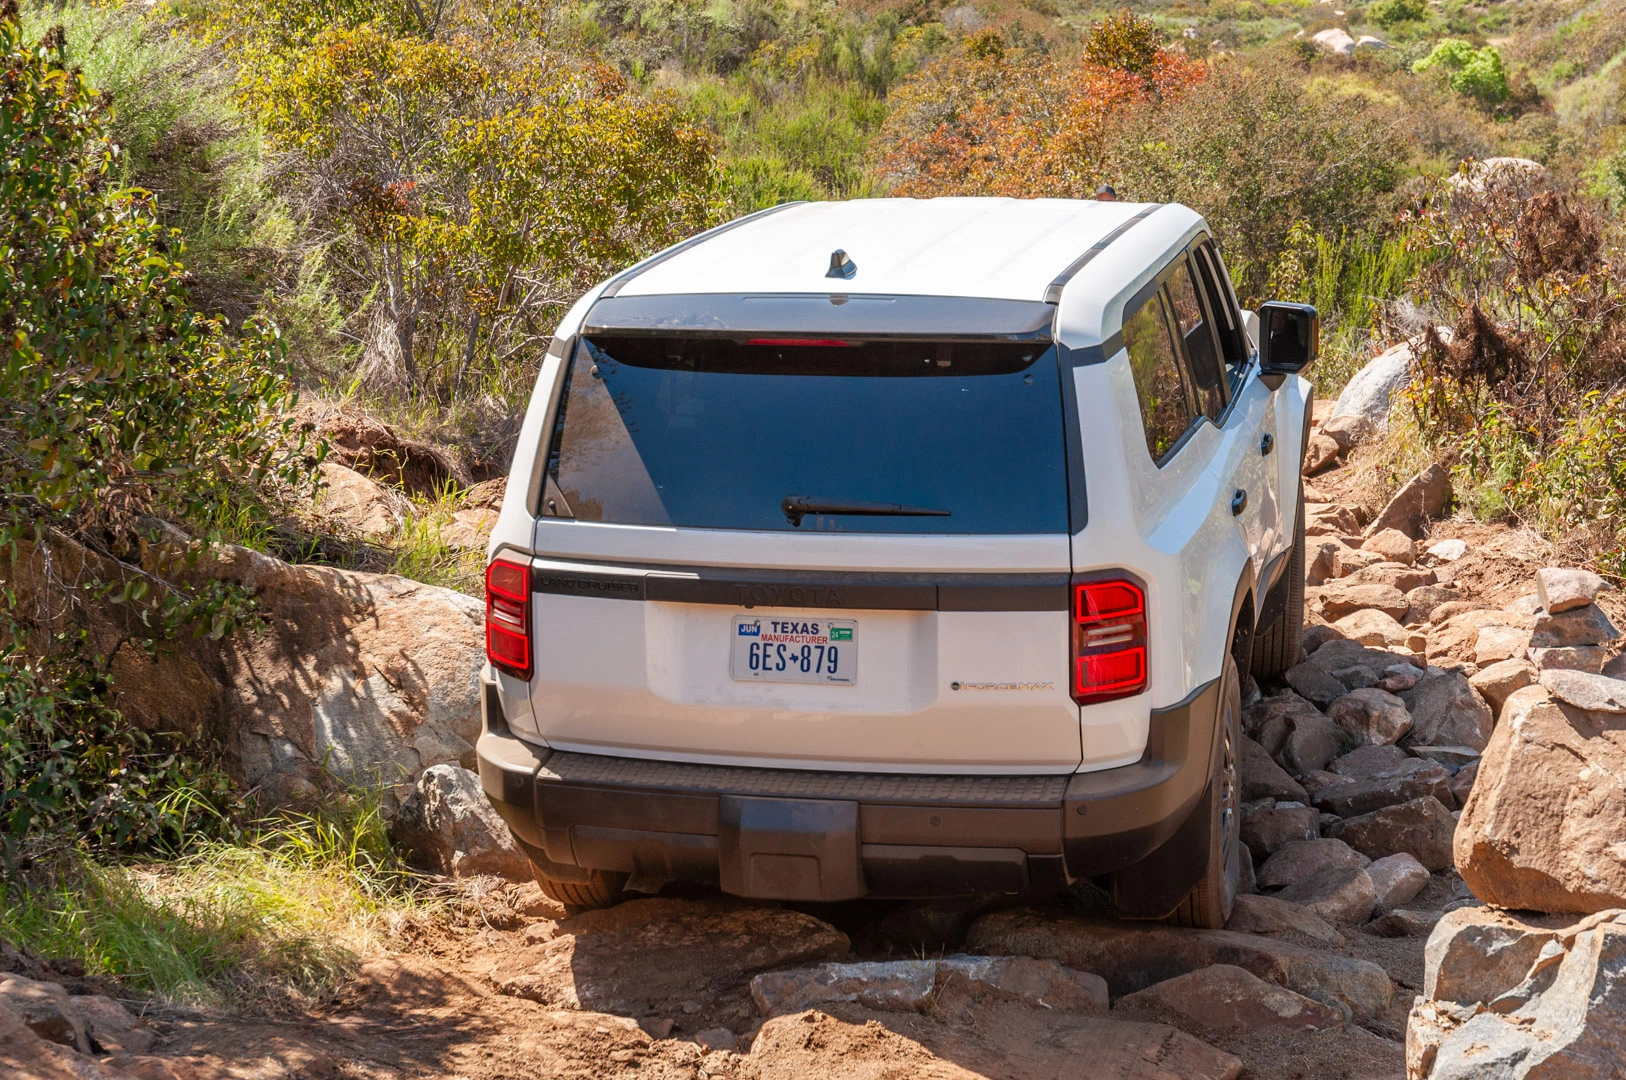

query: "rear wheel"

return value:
[1166, 654, 1242, 929]
[516, 838, 629, 911]
[1250, 488, 1306, 680]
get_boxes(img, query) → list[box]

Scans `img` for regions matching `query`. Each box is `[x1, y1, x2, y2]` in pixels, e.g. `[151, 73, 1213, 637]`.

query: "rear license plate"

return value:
[730, 615, 857, 685]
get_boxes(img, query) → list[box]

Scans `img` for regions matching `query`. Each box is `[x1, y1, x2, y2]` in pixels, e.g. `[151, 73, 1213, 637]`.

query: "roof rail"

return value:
[1042, 205, 1161, 305]
[598, 202, 807, 300]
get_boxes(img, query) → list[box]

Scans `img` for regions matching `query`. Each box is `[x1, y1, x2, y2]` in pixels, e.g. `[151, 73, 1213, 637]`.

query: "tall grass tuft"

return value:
[0, 793, 436, 1011]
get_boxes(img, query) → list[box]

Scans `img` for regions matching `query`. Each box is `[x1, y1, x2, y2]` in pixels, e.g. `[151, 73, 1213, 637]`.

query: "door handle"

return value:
[1260, 433, 1274, 456]
[1231, 489, 1248, 516]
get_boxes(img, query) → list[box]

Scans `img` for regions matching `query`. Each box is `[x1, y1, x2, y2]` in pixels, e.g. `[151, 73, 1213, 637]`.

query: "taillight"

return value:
[486, 558, 531, 680]
[1072, 577, 1147, 705]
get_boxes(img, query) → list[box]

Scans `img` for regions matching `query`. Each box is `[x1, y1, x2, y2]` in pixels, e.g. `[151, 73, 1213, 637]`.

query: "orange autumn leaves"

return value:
[875, 29, 1206, 199]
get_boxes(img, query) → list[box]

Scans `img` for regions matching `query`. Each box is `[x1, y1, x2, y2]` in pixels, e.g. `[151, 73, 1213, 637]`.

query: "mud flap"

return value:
[1107, 778, 1214, 919]
[718, 796, 866, 901]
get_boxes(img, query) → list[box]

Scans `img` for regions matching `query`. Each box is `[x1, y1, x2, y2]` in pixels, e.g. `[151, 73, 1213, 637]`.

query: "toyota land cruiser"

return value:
[475, 198, 1316, 929]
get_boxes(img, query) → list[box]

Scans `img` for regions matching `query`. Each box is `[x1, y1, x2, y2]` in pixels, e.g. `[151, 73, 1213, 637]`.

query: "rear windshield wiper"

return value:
[782, 495, 952, 528]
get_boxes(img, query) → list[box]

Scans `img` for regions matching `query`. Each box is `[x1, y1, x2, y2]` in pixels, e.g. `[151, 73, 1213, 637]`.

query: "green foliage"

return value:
[0, 633, 234, 866]
[0, 7, 305, 541]
[1366, 0, 1427, 29]
[1084, 9, 1166, 82]
[238, 23, 724, 402]
[0, 794, 427, 1008]
[1413, 39, 1508, 105]
[1107, 59, 1408, 297]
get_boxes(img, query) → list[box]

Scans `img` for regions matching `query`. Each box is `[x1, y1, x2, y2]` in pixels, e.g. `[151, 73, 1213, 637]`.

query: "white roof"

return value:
[618, 198, 1181, 303]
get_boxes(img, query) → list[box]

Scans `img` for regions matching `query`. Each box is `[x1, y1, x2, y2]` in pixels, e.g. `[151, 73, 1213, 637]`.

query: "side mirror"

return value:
[1257, 301, 1319, 388]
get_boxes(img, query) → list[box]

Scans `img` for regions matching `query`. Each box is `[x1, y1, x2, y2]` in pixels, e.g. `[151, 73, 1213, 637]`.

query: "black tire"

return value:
[516, 838, 628, 911]
[1250, 488, 1306, 680]
[1165, 654, 1242, 929]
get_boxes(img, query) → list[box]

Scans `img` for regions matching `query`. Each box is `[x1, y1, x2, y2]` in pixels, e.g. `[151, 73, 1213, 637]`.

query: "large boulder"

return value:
[1113, 964, 1343, 1032]
[965, 909, 1394, 1021]
[1366, 464, 1453, 541]
[1326, 687, 1413, 746]
[1401, 669, 1495, 751]
[317, 460, 407, 539]
[1335, 796, 1457, 871]
[1535, 568, 1607, 614]
[750, 955, 1109, 1018]
[1455, 685, 1626, 913]
[1331, 335, 1431, 425]
[7, 530, 486, 809]
[1407, 906, 1626, 1079]
[395, 764, 532, 880]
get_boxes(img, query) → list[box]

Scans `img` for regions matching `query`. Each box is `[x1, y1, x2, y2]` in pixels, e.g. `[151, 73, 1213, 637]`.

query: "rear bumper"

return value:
[477, 676, 1221, 901]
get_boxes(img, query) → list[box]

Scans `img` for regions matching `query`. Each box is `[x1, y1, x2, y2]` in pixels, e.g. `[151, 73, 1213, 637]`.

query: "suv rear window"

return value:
[544, 336, 1070, 534]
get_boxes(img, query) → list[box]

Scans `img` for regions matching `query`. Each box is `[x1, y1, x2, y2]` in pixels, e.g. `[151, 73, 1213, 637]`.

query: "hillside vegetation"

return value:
[2, 0, 1626, 1004]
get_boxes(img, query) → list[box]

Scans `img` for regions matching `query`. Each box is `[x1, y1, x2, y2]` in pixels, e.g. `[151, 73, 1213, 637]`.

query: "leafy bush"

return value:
[1082, 10, 1167, 85]
[1106, 59, 1408, 297]
[874, 25, 1205, 198]
[1404, 180, 1626, 570]
[0, 4, 302, 546]
[1366, 0, 1427, 29]
[238, 23, 724, 403]
[0, 3, 304, 860]
[1413, 39, 1509, 106]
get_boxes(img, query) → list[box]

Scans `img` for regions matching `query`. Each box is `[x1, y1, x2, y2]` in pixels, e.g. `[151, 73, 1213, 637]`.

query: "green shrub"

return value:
[1413, 39, 1509, 105]
[1367, 0, 1427, 29]
[1106, 59, 1408, 298]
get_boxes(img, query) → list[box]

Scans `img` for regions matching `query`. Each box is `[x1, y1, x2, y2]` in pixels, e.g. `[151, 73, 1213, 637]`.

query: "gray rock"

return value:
[1315, 758, 1454, 817]
[934, 954, 1109, 1013]
[70, 994, 155, 1054]
[1331, 336, 1417, 425]
[1225, 893, 1343, 944]
[1316, 580, 1411, 621]
[1114, 964, 1344, 1031]
[1326, 687, 1413, 746]
[750, 955, 1110, 1018]
[1529, 603, 1620, 648]
[1329, 743, 1410, 778]
[1241, 801, 1321, 856]
[964, 909, 1393, 1021]
[0, 974, 90, 1052]
[1535, 567, 1608, 614]
[693, 1026, 737, 1052]
[1284, 661, 1352, 709]
[1365, 463, 1452, 540]
[1529, 645, 1611, 673]
[1406, 585, 1463, 625]
[1425, 539, 1467, 562]
[1401, 669, 1494, 751]
[1605, 651, 1626, 680]
[1366, 852, 1429, 911]
[1276, 865, 1376, 925]
[1468, 658, 1535, 717]
[1368, 908, 1441, 937]
[1447, 760, 1479, 805]
[1539, 669, 1626, 713]
[1257, 839, 1370, 891]
[1412, 911, 1626, 1080]
[1240, 735, 1308, 802]
[750, 960, 937, 1016]
[1407, 746, 1481, 773]
[1336, 796, 1456, 871]
[395, 764, 535, 881]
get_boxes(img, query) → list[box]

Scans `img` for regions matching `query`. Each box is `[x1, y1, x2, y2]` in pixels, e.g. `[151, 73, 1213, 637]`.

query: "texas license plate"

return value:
[730, 615, 857, 685]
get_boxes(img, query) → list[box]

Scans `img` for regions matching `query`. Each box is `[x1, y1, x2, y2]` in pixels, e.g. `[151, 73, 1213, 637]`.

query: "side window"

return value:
[1194, 243, 1250, 386]
[1164, 259, 1226, 423]
[1123, 293, 1197, 466]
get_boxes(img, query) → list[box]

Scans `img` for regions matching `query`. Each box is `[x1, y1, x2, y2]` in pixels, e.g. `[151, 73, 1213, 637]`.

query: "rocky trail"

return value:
[7, 402, 1626, 1080]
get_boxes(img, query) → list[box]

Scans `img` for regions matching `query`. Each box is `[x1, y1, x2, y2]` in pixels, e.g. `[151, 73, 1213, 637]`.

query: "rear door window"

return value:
[544, 336, 1071, 534]
[1193, 242, 1251, 387]
[1164, 260, 1226, 423]
[1122, 294, 1197, 466]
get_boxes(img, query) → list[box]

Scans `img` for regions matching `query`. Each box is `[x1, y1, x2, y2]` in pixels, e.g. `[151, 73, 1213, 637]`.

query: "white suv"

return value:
[476, 198, 1316, 929]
